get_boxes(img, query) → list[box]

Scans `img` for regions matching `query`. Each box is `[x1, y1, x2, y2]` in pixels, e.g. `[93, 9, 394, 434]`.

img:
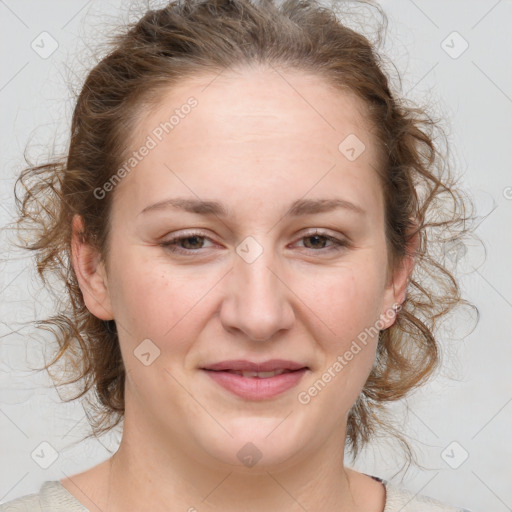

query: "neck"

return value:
[63, 392, 385, 512]
[109, 446, 356, 512]
[104, 410, 362, 512]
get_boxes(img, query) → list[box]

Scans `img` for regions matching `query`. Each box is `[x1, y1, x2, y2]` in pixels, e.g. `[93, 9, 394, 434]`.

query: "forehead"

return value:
[135, 66, 373, 153]
[115, 66, 383, 218]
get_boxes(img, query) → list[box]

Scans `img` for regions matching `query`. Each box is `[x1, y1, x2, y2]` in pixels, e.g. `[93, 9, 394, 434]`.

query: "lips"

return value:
[202, 359, 307, 373]
[200, 359, 309, 399]
[219, 369, 292, 378]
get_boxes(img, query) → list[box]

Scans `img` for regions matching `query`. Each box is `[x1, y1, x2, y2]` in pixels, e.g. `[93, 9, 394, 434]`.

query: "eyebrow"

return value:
[138, 197, 366, 217]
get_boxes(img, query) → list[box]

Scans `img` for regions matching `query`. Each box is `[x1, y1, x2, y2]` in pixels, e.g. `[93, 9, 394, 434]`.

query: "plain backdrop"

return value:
[0, 1, 511, 510]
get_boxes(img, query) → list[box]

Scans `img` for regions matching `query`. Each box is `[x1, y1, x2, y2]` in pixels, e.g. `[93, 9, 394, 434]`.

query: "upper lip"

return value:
[201, 359, 308, 372]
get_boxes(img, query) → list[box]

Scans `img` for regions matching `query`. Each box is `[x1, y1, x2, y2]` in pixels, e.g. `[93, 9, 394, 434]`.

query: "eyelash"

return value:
[159, 230, 349, 255]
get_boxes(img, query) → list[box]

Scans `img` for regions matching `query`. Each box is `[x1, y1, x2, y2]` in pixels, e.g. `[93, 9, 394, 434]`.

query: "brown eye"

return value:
[296, 230, 348, 252]
[178, 235, 206, 250]
[302, 234, 330, 249]
[160, 232, 214, 254]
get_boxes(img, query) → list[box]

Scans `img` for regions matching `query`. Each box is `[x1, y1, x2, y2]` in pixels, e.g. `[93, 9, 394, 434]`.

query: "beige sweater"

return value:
[0, 480, 472, 511]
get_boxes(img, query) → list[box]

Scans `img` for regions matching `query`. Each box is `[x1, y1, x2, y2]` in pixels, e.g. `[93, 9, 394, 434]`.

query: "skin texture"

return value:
[64, 65, 415, 512]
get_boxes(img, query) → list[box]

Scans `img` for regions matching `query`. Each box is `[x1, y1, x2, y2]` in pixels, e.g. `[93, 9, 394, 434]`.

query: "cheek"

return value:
[107, 250, 207, 342]
[296, 260, 385, 344]
[296, 266, 383, 413]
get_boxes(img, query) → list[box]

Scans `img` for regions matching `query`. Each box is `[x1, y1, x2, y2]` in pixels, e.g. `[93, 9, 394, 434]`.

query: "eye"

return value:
[295, 230, 349, 252]
[160, 232, 214, 254]
[159, 229, 349, 256]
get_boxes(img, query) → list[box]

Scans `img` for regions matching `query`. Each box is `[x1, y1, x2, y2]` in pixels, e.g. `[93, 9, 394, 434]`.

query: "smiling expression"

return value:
[76, 65, 407, 471]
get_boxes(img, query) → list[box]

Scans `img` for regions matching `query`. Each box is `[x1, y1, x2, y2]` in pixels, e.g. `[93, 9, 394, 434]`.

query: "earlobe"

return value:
[380, 221, 419, 329]
[71, 214, 113, 320]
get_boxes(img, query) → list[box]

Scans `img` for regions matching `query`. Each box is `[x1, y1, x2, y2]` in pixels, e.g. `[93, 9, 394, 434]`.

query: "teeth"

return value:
[228, 369, 291, 378]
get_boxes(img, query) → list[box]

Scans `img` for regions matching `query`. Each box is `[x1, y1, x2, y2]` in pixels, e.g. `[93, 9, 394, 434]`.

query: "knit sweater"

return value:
[0, 479, 472, 511]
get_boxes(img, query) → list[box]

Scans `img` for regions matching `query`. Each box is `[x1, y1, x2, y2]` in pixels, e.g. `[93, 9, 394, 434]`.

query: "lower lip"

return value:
[202, 369, 307, 400]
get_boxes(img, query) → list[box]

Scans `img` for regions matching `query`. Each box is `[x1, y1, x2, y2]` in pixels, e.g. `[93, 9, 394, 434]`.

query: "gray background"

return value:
[0, 1, 511, 510]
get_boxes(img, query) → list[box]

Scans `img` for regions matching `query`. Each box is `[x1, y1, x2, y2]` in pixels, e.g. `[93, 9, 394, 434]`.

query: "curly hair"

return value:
[12, 0, 478, 465]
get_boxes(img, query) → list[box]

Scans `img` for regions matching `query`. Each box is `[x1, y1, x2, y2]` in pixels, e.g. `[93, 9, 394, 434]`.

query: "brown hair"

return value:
[12, 0, 478, 465]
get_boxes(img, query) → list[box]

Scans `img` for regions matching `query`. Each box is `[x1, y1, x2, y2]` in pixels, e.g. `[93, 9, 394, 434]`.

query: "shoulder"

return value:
[384, 481, 473, 512]
[0, 492, 40, 512]
[0, 481, 88, 512]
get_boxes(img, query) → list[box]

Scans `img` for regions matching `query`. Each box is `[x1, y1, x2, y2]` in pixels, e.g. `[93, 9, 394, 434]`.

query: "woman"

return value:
[2, 0, 477, 510]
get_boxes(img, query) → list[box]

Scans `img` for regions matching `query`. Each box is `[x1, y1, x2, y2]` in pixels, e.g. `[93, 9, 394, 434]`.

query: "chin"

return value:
[191, 416, 311, 472]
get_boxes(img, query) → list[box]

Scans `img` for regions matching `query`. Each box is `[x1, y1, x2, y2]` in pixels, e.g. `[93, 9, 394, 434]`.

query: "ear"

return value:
[379, 220, 419, 330]
[71, 214, 113, 320]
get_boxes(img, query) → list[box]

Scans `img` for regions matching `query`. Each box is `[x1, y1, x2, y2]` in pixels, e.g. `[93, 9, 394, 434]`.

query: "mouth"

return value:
[200, 359, 309, 400]
[207, 368, 299, 378]
[201, 359, 308, 373]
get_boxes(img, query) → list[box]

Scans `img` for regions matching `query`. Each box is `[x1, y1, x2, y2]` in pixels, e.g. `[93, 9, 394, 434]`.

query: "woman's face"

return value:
[77, 66, 410, 471]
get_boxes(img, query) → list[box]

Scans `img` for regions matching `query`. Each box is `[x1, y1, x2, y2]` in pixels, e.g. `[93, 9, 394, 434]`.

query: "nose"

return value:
[219, 251, 295, 342]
